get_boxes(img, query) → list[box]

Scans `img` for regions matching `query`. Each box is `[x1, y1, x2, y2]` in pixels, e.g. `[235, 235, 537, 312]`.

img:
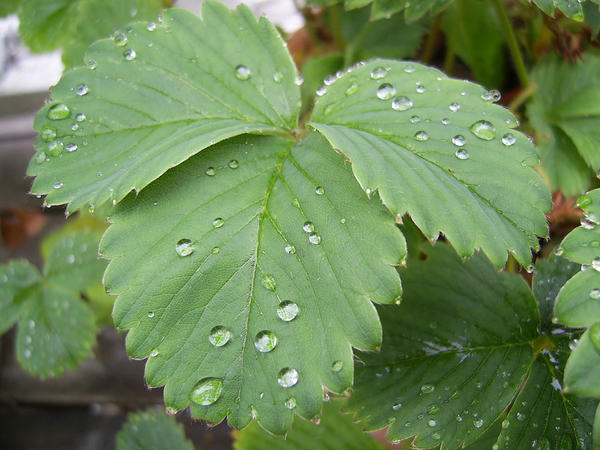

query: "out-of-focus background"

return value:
[0, 2, 302, 449]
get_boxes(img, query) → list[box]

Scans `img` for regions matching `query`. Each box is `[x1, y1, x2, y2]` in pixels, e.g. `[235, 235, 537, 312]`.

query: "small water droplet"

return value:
[123, 49, 136, 60]
[470, 120, 496, 140]
[67, 254, 75, 264]
[428, 404, 440, 415]
[273, 71, 283, 83]
[421, 384, 435, 394]
[254, 330, 277, 352]
[455, 148, 470, 160]
[481, 89, 501, 102]
[285, 397, 296, 409]
[345, 82, 358, 96]
[516, 412, 526, 421]
[262, 274, 276, 291]
[590, 289, 600, 300]
[76, 113, 86, 122]
[370, 66, 387, 79]
[332, 360, 343, 372]
[40, 125, 57, 141]
[48, 140, 64, 156]
[316, 86, 327, 96]
[377, 83, 396, 100]
[213, 218, 224, 228]
[284, 245, 296, 255]
[228, 160, 239, 169]
[211, 246, 220, 254]
[553, 246, 564, 256]
[441, 118, 451, 125]
[309, 233, 321, 245]
[502, 133, 516, 146]
[114, 32, 128, 46]
[28, 320, 35, 329]
[404, 65, 415, 73]
[87, 59, 97, 70]
[392, 403, 402, 410]
[432, 432, 441, 441]
[474, 419, 484, 428]
[150, 349, 159, 357]
[428, 419, 437, 427]
[392, 96, 413, 111]
[209, 326, 231, 347]
[47, 104, 70, 120]
[577, 194, 592, 208]
[501, 419, 510, 429]
[414, 131, 429, 141]
[234, 65, 250, 80]
[340, 218, 346, 224]
[191, 378, 223, 405]
[277, 301, 299, 321]
[315, 186, 325, 195]
[449, 103, 460, 112]
[295, 75, 304, 86]
[592, 257, 600, 272]
[75, 84, 88, 96]
[25, 336, 32, 344]
[452, 135, 466, 147]
[65, 143, 78, 153]
[416, 84, 426, 94]
[24, 349, 31, 358]
[175, 239, 194, 257]
[146, 22, 156, 31]
[147, 311, 155, 318]
[410, 115, 421, 123]
[278, 367, 299, 387]
[53, 181, 64, 189]
[302, 221, 314, 233]
[451, 391, 460, 399]
[205, 167, 215, 176]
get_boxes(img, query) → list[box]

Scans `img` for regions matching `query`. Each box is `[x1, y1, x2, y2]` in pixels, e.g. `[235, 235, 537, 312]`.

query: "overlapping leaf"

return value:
[0, 229, 104, 376]
[310, 0, 453, 22]
[28, 3, 300, 213]
[528, 55, 600, 195]
[116, 409, 193, 450]
[233, 399, 385, 450]
[101, 133, 404, 434]
[311, 60, 550, 267]
[346, 243, 596, 448]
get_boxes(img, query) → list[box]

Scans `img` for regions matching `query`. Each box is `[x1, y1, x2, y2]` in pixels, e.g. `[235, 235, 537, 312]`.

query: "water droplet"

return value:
[24, 349, 31, 358]
[302, 221, 314, 233]
[432, 432, 441, 441]
[592, 257, 600, 272]
[332, 360, 343, 372]
[452, 135, 466, 147]
[416, 84, 426, 94]
[455, 148, 470, 160]
[262, 274, 276, 291]
[502, 419, 510, 429]
[345, 82, 358, 96]
[441, 118, 451, 125]
[75, 84, 88, 96]
[87, 59, 97, 70]
[308, 233, 321, 245]
[114, 32, 128, 46]
[553, 246, 564, 256]
[285, 397, 296, 409]
[191, 378, 223, 405]
[147, 311, 155, 318]
[449, 103, 460, 112]
[340, 218, 346, 224]
[228, 160, 239, 169]
[211, 246, 220, 254]
[392, 96, 413, 111]
[414, 131, 429, 141]
[209, 326, 231, 347]
[316, 86, 327, 96]
[377, 83, 396, 100]
[150, 349, 159, 357]
[277, 301, 299, 321]
[392, 403, 402, 410]
[67, 254, 75, 264]
[48, 140, 64, 156]
[40, 125, 57, 141]
[76, 113, 86, 122]
[205, 167, 215, 176]
[146, 22, 156, 31]
[283, 245, 296, 255]
[25, 336, 32, 345]
[53, 181, 64, 189]
[370, 66, 387, 79]
[421, 384, 435, 394]
[404, 65, 415, 73]
[474, 419, 484, 428]
[277, 367, 299, 388]
[213, 218, 224, 228]
[233, 64, 251, 80]
[590, 289, 600, 300]
[481, 89, 501, 102]
[65, 143, 78, 153]
[470, 120, 496, 140]
[410, 115, 421, 123]
[273, 72, 283, 83]
[516, 412, 526, 421]
[47, 104, 70, 120]
[175, 239, 194, 257]
[254, 330, 277, 353]
[502, 133, 516, 146]
[123, 49, 136, 60]
[295, 74, 304, 86]
[428, 404, 440, 415]
[428, 419, 437, 427]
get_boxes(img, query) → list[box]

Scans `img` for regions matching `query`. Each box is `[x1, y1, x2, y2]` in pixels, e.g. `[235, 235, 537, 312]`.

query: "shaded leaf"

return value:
[18, 0, 78, 52]
[116, 409, 193, 450]
[555, 268, 600, 327]
[560, 189, 600, 265]
[0, 0, 20, 17]
[564, 328, 600, 396]
[532, 0, 585, 20]
[0, 260, 40, 334]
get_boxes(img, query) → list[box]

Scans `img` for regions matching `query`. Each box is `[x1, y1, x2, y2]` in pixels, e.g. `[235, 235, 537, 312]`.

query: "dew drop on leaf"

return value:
[53, 181, 64, 189]
[592, 257, 600, 272]
[146, 22, 156, 31]
[590, 289, 600, 300]
[414, 131, 429, 141]
[309, 233, 321, 245]
[455, 148, 470, 160]
[432, 432, 441, 441]
[191, 378, 223, 405]
[47, 104, 70, 120]
[277, 367, 299, 388]
[428, 404, 440, 415]
[65, 143, 78, 153]
[87, 59, 97, 70]
[428, 419, 437, 427]
[277, 301, 299, 322]
[285, 397, 296, 409]
[370, 66, 387, 79]
[502, 419, 510, 429]
[211, 247, 220, 254]
[175, 239, 194, 257]
[516, 412, 526, 421]
[481, 89, 501, 102]
[209, 326, 231, 347]
[228, 159, 239, 169]
[262, 274, 276, 291]
[404, 65, 415, 73]
[377, 83, 396, 100]
[410, 115, 421, 123]
[147, 311, 155, 318]
[284, 245, 296, 255]
[75, 84, 89, 96]
[416, 84, 426, 94]
[315, 186, 324, 195]
[392, 96, 413, 111]
[273, 71, 283, 83]
[452, 135, 466, 147]
[295, 74, 304, 86]
[123, 49, 137, 61]
[213, 218, 224, 228]
[254, 330, 277, 353]
[302, 221, 314, 233]
[316, 86, 327, 96]
[449, 103, 460, 112]
[205, 167, 215, 176]
[76, 113, 86, 122]
[35, 152, 47, 164]
[421, 384, 435, 394]
[392, 403, 402, 410]
[48, 140, 64, 156]
[345, 82, 358, 96]
[114, 32, 128, 46]
[234, 65, 251, 80]
[470, 120, 496, 140]
[331, 360, 343, 372]
[474, 419, 484, 428]
[501, 133, 516, 146]
[40, 125, 57, 141]
[150, 349, 159, 357]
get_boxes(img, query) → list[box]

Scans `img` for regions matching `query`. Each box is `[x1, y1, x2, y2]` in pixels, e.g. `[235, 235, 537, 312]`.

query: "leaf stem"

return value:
[491, 0, 530, 87]
[508, 82, 538, 112]
[329, 5, 345, 51]
[443, 0, 462, 74]
[421, 13, 443, 64]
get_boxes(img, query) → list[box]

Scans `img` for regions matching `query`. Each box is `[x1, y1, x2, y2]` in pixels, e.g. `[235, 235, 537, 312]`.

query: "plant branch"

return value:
[492, 0, 530, 87]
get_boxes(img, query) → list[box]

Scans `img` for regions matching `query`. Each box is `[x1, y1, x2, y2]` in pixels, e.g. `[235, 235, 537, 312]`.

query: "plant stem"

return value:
[508, 82, 538, 112]
[443, 1, 460, 74]
[491, 0, 530, 87]
[421, 13, 443, 64]
[329, 5, 345, 50]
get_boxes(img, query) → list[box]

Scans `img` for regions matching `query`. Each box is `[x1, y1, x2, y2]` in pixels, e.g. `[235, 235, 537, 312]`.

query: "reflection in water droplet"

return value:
[273, 72, 283, 83]
[228, 160, 239, 169]
[421, 384, 435, 394]
[449, 103, 460, 112]
[285, 397, 296, 409]
[76, 113, 86, 122]
[76, 84, 89, 96]
[53, 181, 64, 189]
[455, 148, 470, 160]
[277, 301, 299, 321]
[309, 233, 321, 245]
[392, 96, 413, 111]
[213, 218, 224, 228]
[315, 186, 324, 195]
[205, 167, 215, 176]
[316, 86, 326, 96]
[481, 89, 501, 102]
[209, 326, 231, 347]
[302, 222, 314, 233]
[278, 367, 299, 388]
[452, 135, 466, 147]
[175, 239, 194, 257]
[65, 143, 78, 153]
[502, 133, 516, 146]
[377, 83, 396, 100]
[147, 311, 155, 318]
[48, 140, 64, 156]
[123, 49, 137, 60]
[48, 104, 71, 120]
[370, 66, 387, 79]
[191, 378, 223, 405]
[235, 65, 251, 80]
[41, 125, 57, 141]
[254, 330, 277, 353]
[414, 131, 428, 141]
[416, 84, 426, 94]
[284, 245, 296, 255]
[470, 120, 496, 140]
[262, 274, 276, 291]
[332, 360, 343, 372]
[114, 32, 127, 46]
[146, 22, 156, 31]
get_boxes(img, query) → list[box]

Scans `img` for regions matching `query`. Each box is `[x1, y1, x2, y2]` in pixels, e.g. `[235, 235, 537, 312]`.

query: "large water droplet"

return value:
[175, 239, 194, 257]
[392, 96, 413, 111]
[277, 301, 299, 321]
[332, 360, 343, 372]
[309, 233, 321, 245]
[428, 419, 437, 427]
[502, 133, 516, 146]
[262, 274, 276, 291]
[455, 148, 470, 160]
[209, 326, 231, 347]
[76, 84, 89, 96]
[302, 221, 314, 233]
[48, 140, 64, 156]
[235, 65, 251, 80]
[277, 367, 299, 388]
[114, 32, 128, 46]
[370, 66, 387, 79]
[452, 135, 466, 147]
[191, 378, 223, 405]
[254, 330, 277, 353]
[123, 49, 137, 61]
[47, 104, 70, 120]
[481, 89, 501, 102]
[470, 120, 496, 140]
[40, 125, 57, 141]
[213, 218, 224, 228]
[414, 131, 429, 141]
[377, 83, 396, 100]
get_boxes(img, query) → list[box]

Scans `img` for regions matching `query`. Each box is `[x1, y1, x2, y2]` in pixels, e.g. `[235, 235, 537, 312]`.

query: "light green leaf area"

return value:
[101, 133, 404, 434]
[560, 189, 600, 265]
[27, 3, 300, 213]
[346, 244, 540, 448]
[565, 328, 600, 396]
[555, 269, 600, 327]
[1, 230, 102, 377]
[532, 0, 584, 20]
[300, 54, 344, 116]
[0, 0, 20, 17]
[62, 0, 164, 69]
[528, 55, 600, 195]
[533, 255, 580, 331]
[310, 59, 550, 268]
[495, 340, 597, 449]
[18, 0, 78, 52]
[116, 409, 194, 450]
[233, 399, 385, 450]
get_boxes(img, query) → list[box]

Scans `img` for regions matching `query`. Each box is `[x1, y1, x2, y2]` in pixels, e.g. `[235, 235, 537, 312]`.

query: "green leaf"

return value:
[564, 328, 600, 396]
[18, 0, 79, 52]
[233, 399, 385, 450]
[528, 55, 600, 194]
[595, 403, 600, 448]
[300, 54, 344, 117]
[308, 0, 452, 22]
[560, 189, 600, 265]
[583, 1, 600, 37]
[0, 260, 41, 334]
[555, 269, 600, 327]
[28, 3, 300, 213]
[116, 409, 194, 450]
[346, 244, 540, 448]
[533, 255, 581, 331]
[532, 0, 585, 20]
[495, 341, 597, 449]
[101, 133, 405, 434]
[310, 59, 550, 267]
[0, 0, 20, 17]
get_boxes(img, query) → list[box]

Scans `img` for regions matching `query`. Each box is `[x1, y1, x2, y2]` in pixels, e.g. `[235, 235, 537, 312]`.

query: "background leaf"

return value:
[0, 0, 20, 18]
[18, 0, 79, 52]
[0, 260, 40, 334]
[310, 59, 550, 267]
[555, 268, 600, 327]
[115, 409, 194, 450]
[564, 328, 600, 396]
